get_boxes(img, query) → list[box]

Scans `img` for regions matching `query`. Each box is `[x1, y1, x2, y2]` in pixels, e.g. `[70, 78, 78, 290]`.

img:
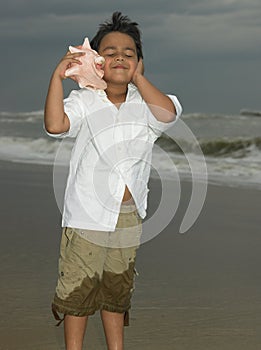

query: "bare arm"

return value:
[44, 51, 85, 134]
[132, 59, 177, 123]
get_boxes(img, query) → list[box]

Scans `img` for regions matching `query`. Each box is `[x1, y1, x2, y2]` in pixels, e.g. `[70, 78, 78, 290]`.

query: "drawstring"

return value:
[124, 311, 129, 326]
[52, 305, 65, 327]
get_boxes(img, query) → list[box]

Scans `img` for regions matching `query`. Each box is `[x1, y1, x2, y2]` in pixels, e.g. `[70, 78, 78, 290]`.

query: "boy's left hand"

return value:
[132, 59, 144, 85]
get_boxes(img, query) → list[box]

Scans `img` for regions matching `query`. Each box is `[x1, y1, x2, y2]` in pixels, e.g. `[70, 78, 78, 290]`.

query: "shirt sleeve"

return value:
[44, 90, 85, 139]
[147, 94, 183, 137]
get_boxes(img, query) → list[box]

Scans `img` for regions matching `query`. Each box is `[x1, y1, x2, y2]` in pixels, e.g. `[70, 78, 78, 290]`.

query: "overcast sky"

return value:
[1, 0, 261, 113]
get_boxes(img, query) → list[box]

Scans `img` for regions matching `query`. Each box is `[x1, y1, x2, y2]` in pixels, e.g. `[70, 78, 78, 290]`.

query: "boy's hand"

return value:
[132, 59, 144, 86]
[53, 49, 85, 81]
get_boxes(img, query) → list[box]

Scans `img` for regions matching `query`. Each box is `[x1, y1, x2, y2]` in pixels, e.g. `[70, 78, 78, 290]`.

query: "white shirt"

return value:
[45, 84, 182, 231]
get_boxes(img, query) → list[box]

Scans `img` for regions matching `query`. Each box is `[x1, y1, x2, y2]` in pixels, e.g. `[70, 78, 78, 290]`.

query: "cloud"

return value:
[2, 0, 261, 20]
[1, 1, 112, 19]
[2, 0, 260, 58]
[1, 0, 261, 112]
[141, 2, 261, 60]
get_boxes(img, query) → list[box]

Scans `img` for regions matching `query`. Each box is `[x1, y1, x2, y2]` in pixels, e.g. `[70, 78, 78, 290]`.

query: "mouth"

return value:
[113, 65, 127, 69]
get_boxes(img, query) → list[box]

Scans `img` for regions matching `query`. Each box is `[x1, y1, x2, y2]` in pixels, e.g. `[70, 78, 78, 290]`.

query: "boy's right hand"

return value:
[53, 50, 86, 81]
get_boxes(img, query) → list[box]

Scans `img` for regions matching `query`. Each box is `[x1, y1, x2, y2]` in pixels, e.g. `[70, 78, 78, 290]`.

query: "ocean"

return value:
[0, 110, 261, 190]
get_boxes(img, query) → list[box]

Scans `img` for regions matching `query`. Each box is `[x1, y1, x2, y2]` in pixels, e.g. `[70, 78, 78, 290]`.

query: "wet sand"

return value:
[0, 160, 261, 349]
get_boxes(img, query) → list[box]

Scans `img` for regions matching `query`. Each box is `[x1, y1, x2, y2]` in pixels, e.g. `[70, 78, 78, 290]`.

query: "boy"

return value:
[44, 12, 182, 350]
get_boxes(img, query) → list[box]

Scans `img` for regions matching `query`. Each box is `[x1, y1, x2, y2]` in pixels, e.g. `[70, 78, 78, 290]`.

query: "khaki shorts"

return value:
[52, 203, 142, 326]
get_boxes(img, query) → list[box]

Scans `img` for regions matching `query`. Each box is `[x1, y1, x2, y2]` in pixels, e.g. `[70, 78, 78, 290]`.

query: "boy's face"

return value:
[98, 32, 139, 86]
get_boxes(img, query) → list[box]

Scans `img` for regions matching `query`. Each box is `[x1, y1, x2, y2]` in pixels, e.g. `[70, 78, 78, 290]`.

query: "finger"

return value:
[139, 59, 144, 74]
[73, 51, 85, 56]
[62, 55, 84, 65]
[69, 58, 83, 65]
[65, 51, 85, 58]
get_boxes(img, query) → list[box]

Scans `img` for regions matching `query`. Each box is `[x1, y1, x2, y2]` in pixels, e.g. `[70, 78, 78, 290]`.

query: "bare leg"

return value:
[64, 314, 88, 350]
[101, 310, 124, 350]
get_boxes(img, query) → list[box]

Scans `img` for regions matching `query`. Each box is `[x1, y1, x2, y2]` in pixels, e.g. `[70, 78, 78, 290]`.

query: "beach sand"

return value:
[0, 160, 261, 349]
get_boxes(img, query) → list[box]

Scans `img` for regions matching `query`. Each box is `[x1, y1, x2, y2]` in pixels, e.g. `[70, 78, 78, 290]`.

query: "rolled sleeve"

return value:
[44, 90, 85, 139]
[44, 126, 69, 139]
[148, 94, 183, 137]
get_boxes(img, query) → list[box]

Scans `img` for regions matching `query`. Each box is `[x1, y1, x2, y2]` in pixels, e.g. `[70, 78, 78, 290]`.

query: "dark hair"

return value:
[90, 12, 143, 59]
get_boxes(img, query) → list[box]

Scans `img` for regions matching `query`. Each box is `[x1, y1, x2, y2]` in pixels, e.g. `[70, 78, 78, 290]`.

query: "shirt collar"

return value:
[94, 83, 139, 101]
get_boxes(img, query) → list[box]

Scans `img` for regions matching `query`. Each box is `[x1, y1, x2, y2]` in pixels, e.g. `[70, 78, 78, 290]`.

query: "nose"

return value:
[115, 54, 124, 62]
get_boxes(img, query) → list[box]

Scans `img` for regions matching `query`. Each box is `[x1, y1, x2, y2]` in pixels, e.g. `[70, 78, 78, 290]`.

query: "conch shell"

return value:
[65, 37, 107, 90]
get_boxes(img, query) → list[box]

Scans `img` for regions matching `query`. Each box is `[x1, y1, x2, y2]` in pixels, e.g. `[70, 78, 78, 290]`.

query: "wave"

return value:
[1, 134, 261, 164]
[199, 137, 261, 157]
[0, 136, 73, 164]
[240, 109, 261, 117]
[157, 135, 261, 158]
[0, 110, 44, 123]
[0, 110, 44, 117]
[0, 135, 260, 190]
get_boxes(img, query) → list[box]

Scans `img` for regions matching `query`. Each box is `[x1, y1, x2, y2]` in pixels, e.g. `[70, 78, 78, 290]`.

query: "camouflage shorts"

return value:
[52, 203, 142, 326]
